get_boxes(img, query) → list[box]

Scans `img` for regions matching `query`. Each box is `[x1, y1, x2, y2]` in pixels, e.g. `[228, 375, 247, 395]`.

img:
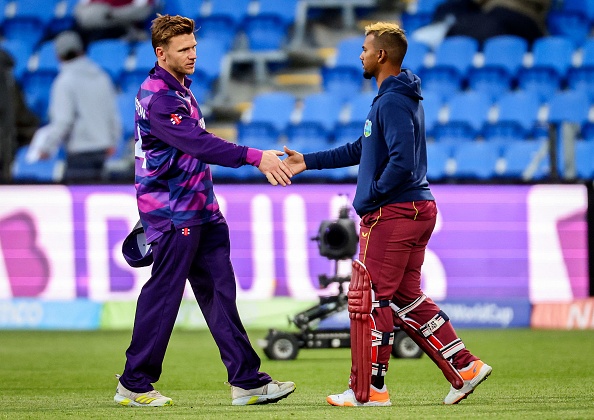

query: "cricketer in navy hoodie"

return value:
[302, 69, 434, 217]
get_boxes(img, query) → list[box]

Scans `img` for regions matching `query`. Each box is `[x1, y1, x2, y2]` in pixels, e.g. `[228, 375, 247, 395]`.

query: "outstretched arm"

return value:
[282, 145, 307, 175]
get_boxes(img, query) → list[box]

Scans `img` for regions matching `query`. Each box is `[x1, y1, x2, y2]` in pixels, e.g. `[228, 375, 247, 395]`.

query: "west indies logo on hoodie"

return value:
[364, 119, 372, 137]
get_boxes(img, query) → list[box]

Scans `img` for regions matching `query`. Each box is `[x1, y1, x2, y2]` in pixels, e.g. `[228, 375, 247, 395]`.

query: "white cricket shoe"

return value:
[327, 385, 392, 407]
[231, 379, 295, 405]
[443, 360, 492, 405]
[114, 380, 173, 407]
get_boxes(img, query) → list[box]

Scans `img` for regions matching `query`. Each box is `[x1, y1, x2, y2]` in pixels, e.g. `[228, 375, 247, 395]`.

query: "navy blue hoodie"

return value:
[303, 69, 434, 216]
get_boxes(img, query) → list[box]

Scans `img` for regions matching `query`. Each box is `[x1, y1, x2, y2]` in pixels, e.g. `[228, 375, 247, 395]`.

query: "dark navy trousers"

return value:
[120, 220, 271, 392]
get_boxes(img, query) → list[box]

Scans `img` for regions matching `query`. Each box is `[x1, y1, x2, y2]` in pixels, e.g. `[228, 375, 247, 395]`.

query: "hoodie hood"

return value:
[377, 69, 423, 101]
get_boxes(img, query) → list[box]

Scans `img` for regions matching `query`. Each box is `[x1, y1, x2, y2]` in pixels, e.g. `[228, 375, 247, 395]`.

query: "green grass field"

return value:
[1, 328, 593, 419]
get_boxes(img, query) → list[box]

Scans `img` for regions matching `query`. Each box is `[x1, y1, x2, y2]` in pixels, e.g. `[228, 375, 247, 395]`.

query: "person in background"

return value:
[0, 47, 40, 183]
[114, 14, 295, 407]
[27, 30, 121, 183]
[283, 21, 492, 407]
[75, 0, 156, 42]
[413, 0, 551, 48]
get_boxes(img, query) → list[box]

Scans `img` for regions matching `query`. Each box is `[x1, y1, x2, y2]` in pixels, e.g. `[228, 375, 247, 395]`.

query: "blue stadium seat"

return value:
[334, 91, 376, 143]
[241, 0, 298, 51]
[253, 0, 298, 25]
[575, 140, 594, 179]
[433, 90, 492, 142]
[517, 36, 575, 102]
[567, 38, 594, 102]
[189, 37, 227, 102]
[286, 92, 343, 145]
[451, 141, 500, 179]
[547, 89, 591, 127]
[334, 36, 365, 67]
[500, 139, 549, 180]
[2, 0, 58, 49]
[0, 38, 33, 81]
[117, 91, 136, 142]
[322, 66, 364, 103]
[33, 40, 60, 72]
[422, 90, 444, 137]
[237, 91, 296, 146]
[583, 122, 594, 142]
[483, 90, 541, 142]
[196, 0, 251, 50]
[161, 0, 203, 19]
[401, 11, 433, 33]
[419, 36, 479, 101]
[47, 0, 77, 35]
[467, 35, 528, 101]
[88, 39, 132, 84]
[426, 141, 451, 180]
[119, 41, 155, 93]
[547, 89, 591, 174]
[547, 4, 590, 47]
[0, 0, 6, 26]
[11, 145, 66, 183]
[403, 39, 429, 74]
[21, 69, 58, 122]
[401, 0, 446, 32]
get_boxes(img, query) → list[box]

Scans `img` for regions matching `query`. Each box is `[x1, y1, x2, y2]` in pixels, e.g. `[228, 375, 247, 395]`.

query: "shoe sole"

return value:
[232, 385, 296, 406]
[326, 396, 392, 407]
[114, 394, 173, 407]
[448, 365, 493, 405]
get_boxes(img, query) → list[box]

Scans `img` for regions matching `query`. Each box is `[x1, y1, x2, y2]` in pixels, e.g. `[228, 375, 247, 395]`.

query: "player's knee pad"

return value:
[393, 296, 465, 361]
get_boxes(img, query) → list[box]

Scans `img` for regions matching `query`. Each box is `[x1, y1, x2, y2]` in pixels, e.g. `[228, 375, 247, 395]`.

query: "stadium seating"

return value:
[242, 0, 298, 51]
[286, 92, 343, 148]
[575, 140, 594, 179]
[20, 69, 58, 122]
[0, 38, 33, 81]
[11, 145, 66, 183]
[403, 39, 429, 74]
[47, 0, 77, 35]
[547, 3, 591, 47]
[334, 91, 375, 143]
[499, 139, 550, 180]
[422, 90, 445, 137]
[433, 90, 492, 142]
[87, 38, 132, 85]
[517, 36, 575, 102]
[483, 90, 541, 142]
[160, 0, 203, 20]
[467, 35, 528, 101]
[196, 0, 251, 50]
[419, 36, 479, 101]
[547, 89, 591, 127]
[119, 41, 156, 93]
[237, 91, 296, 147]
[426, 141, 452, 180]
[450, 141, 500, 179]
[567, 38, 594, 102]
[401, 0, 445, 32]
[117, 91, 136, 142]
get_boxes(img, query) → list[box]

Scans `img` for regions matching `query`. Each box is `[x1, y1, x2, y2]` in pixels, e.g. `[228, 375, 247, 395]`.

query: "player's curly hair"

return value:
[364, 22, 407, 66]
[150, 14, 195, 51]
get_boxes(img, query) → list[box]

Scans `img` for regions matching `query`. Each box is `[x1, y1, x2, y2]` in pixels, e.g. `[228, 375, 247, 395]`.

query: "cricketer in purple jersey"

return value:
[134, 64, 263, 243]
[115, 15, 295, 408]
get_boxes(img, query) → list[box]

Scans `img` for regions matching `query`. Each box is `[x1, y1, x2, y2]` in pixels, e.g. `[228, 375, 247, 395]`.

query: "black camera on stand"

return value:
[259, 201, 422, 361]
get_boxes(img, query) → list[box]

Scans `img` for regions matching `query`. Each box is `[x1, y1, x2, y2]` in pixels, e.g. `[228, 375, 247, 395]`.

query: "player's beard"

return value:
[363, 70, 373, 80]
